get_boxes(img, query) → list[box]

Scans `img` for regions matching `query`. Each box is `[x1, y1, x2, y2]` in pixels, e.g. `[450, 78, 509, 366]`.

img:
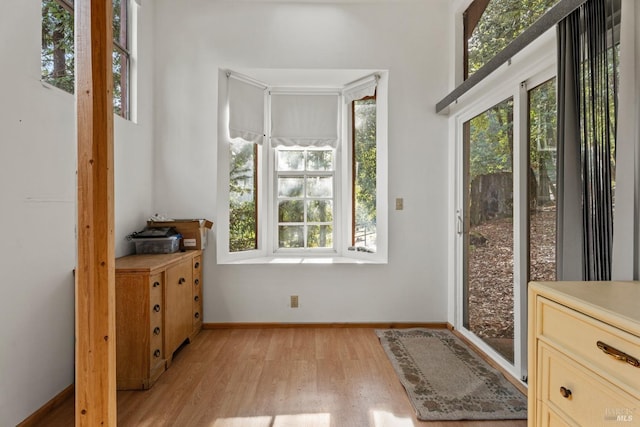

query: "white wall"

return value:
[0, 1, 155, 424]
[152, 0, 451, 323]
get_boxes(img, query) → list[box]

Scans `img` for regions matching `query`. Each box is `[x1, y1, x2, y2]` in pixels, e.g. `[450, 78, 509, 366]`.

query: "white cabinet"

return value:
[528, 281, 640, 427]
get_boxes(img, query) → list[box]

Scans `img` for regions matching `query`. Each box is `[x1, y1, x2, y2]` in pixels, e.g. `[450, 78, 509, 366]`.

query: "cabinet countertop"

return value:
[115, 251, 202, 273]
[529, 281, 640, 336]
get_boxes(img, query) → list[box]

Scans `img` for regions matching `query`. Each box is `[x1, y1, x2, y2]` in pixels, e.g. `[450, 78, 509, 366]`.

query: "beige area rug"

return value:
[376, 328, 527, 421]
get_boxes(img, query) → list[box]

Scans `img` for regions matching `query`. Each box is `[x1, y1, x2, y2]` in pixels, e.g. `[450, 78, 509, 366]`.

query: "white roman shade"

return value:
[270, 93, 340, 148]
[228, 74, 265, 144]
[343, 74, 378, 104]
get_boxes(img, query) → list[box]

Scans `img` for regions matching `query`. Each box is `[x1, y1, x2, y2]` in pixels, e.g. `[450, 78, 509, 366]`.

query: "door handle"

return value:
[457, 213, 464, 235]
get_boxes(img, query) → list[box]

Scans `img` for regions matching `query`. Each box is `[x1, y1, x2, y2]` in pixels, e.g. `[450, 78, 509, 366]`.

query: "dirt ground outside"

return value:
[467, 207, 556, 344]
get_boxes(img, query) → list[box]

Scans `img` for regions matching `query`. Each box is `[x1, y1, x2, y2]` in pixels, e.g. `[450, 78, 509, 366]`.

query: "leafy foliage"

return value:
[41, 0, 128, 117]
[277, 149, 334, 249]
[229, 141, 257, 252]
[469, 98, 514, 182]
[468, 0, 559, 76]
[42, 0, 74, 92]
[529, 79, 557, 206]
[354, 98, 377, 249]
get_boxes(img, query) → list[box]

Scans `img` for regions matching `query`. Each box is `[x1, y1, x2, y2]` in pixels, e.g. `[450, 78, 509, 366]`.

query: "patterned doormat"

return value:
[376, 328, 527, 421]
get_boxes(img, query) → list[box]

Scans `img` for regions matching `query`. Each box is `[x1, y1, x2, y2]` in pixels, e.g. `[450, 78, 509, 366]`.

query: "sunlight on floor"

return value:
[372, 410, 415, 427]
[211, 413, 331, 427]
[273, 413, 331, 426]
[211, 416, 272, 427]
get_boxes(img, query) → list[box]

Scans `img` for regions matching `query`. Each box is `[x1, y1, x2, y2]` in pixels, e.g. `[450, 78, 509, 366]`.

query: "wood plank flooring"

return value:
[35, 328, 527, 426]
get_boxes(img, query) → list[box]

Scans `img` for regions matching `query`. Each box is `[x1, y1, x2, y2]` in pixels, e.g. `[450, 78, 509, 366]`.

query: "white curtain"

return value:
[228, 75, 265, 144]
[270, 93, 339, 148]
[343, 74, 378, 104]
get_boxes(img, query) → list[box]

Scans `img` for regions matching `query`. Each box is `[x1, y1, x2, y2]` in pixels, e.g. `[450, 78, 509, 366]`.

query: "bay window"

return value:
[218, 69, 388, 263]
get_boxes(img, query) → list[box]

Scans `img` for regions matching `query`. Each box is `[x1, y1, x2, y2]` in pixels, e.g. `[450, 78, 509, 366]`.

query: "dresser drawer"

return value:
[539, 343, 637, 425]
[539, 403, 572, 427]
[193, 292, 202, 325]
[149, 326, 163, 363]
[538, 297, 640, 396]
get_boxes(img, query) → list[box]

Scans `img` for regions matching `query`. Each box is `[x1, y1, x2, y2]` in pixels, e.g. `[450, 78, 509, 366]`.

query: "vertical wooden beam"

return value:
[75, 0, 116, 426]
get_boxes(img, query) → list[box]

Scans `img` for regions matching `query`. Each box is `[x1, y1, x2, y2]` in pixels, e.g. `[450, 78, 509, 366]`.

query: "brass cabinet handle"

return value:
[194, 312, 200, 319]
[178, 277, 186, 284]
[153, 304, 161, 312]
[153, 281, 160, 288]
[194, 279, 200, 286]
[194, 295, 199, 302]
[153, 327, 161, 335]
[153, 349, 161, 358]
[560, 386, 572, 399]
[597, 341, 640, 367]
[194, 262, 200, 269]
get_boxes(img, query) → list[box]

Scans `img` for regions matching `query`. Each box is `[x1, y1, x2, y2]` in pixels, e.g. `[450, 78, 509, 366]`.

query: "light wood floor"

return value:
[36, 328, 527, 426]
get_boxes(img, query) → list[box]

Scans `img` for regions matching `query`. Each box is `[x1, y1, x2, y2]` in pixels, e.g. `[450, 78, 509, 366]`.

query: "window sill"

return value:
[220, 256, 386, 265]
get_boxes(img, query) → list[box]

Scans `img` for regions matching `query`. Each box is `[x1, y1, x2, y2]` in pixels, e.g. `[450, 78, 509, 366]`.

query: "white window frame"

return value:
[272, 146, 338, 254]
[217, 70, 388, 264]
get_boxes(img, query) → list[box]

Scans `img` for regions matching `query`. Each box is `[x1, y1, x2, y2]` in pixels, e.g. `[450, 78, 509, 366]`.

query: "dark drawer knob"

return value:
[194, 312, 200, 319]
[194, 295, 199, 302]
[153, 349, 161, 358]
[153, 281, 160, 288]
[560, 386, 572, 399]
[153, 327, 161, 335]
[194, 279, 200, 286]
[179, 277, 186, 284]
[153, 304, 161, 312]
[194, 262, 200, 269]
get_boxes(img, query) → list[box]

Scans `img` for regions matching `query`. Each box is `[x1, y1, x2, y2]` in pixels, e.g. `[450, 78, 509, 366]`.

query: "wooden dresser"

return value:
[528, 281, 640, 426]
[115, 250, 203, 390]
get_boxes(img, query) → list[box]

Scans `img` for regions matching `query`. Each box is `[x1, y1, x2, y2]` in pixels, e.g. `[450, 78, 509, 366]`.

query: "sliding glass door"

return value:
[459, 77, 557, 378]
[463, 98, 515, 364]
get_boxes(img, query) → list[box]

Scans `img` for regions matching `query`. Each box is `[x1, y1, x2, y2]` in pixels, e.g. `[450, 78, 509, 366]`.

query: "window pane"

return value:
[465, 0, 559, 78]
[229, 141, 257, 252]
[41, 0, 75, 93]
[279, 226, 304, 248]
[276, 148, 335, 250]
[306, 176, 332, 198]
[112, 49, 129, 119]
[307, 225, 333, 248]
[307, 200, 333, 223]
[529, 79, 557, 281]
[353, 97, 377, 251]
[277, 151, 305, 171]
[112, 0, 127, 48]
[307, 150, 334, 171]
[278, 200, 304, 223]
[42, 0, 129, 118]
[278, 177, 304, 198]
[464, 97, 514, 363]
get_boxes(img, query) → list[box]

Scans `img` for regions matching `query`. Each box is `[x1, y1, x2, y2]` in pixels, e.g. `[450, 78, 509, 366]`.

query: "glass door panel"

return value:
[529, 79, 557, 282]
[464, 97, 515, 364]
